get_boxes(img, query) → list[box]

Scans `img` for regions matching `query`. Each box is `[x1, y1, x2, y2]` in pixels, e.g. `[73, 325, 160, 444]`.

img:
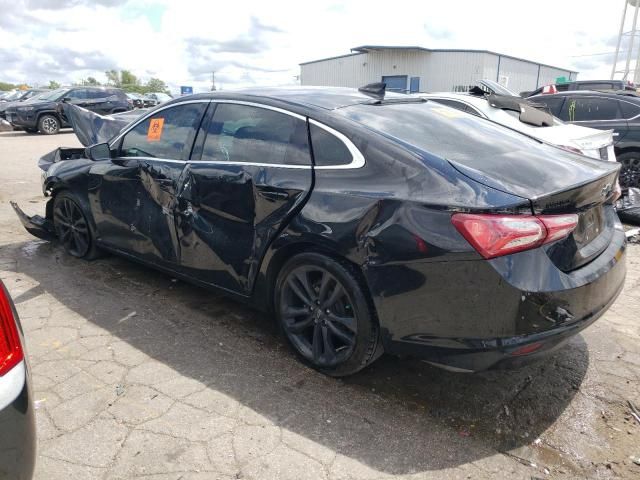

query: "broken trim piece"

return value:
[10, 201, 57, 241]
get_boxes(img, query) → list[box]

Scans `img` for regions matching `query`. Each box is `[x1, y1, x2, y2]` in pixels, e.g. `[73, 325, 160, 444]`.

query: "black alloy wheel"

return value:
[38, 114, 60, 135]
[618, 152, 640, 189]
[276, 253, 379, 376]
[52, 192, 100, 259]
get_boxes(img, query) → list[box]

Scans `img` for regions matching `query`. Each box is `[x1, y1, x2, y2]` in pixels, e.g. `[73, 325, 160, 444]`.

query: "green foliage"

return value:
[48, 80, 61, 89]
[104, 71, 169, 94]
[144, 77, 169, 94]
[0, 81, 17, 91]
[85, 77, 100, 86]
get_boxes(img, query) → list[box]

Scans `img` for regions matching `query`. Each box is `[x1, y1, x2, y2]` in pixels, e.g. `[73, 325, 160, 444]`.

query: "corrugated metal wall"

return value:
[300, 50, 576, 94]
[300, 50, 429, 89]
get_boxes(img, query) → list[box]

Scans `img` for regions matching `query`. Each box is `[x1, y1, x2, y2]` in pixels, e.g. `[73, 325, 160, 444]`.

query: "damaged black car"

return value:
[12, 87, 627, 376]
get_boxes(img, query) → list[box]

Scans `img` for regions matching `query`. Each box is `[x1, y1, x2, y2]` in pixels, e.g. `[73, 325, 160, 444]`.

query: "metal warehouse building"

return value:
[300, 45, 578, 94]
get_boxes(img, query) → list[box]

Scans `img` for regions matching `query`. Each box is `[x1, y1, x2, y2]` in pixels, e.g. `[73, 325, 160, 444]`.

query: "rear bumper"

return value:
[369, 221, 627, 372]
[0, 362, 36, 480]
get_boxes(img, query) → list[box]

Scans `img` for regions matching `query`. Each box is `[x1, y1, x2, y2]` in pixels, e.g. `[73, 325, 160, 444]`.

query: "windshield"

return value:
[36, 88, 68, 102]
[4, 90, 25, 101]
[148, 92, 171, 101]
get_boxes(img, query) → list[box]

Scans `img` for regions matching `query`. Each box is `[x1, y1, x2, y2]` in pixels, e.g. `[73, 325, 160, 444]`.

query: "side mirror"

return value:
[62, 97, 71, 102]
[86, 142, 112, 161]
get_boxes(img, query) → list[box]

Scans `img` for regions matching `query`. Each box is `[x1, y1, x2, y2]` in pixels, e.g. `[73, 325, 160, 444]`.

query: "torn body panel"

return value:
[10, 201, 56, 241]
[60, 103, 141, 146]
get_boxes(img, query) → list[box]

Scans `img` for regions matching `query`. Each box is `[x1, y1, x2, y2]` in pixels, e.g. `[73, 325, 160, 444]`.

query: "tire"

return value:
[274, 252, 379, 377]
[38, 114, 60, 135]
[52, 191, 102, 260]
[617, 152, 640, 189]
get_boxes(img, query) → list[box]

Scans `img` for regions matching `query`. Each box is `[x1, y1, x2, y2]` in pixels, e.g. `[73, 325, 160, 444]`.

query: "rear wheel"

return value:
[275, 252, 379, 377]
[617, 152, 640, 189]
[38, 114, 60, 135]
[52, 192, 101, 260]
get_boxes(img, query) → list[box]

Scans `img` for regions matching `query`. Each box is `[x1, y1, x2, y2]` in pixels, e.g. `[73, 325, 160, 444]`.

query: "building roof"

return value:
[300, 45, 578, 74]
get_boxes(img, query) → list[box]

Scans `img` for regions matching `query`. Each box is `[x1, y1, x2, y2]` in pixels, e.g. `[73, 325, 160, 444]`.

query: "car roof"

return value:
[162, 87, 407, 111]
[534, 90, 640, 101]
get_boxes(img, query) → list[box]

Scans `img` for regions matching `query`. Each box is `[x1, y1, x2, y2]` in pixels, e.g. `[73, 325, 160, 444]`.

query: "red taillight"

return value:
[0, 285, 23, 376]
[451, 213, 579, 259]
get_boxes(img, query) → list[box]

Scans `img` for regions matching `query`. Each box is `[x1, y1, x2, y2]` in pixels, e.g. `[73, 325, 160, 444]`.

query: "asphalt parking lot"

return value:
[0, 130, 639, 480]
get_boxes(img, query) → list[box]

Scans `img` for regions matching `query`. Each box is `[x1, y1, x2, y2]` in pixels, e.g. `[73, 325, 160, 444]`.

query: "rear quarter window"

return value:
[620, 100, 640, 119]
[309, 123, 353, 166]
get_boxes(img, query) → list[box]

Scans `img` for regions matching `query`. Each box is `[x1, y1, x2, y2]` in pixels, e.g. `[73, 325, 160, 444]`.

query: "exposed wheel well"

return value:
[37, 112, 61, 126]
[614, 146, 640, 156]
[264, 242, 379, 322]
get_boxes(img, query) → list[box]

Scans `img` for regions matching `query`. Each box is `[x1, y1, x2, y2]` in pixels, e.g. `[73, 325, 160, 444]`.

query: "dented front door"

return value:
[175, 102, 313, 295]
[90, 101, 209, 265]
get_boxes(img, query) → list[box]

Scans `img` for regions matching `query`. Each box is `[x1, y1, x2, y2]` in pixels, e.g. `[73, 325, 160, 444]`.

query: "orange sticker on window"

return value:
[147, 118, 164, 141]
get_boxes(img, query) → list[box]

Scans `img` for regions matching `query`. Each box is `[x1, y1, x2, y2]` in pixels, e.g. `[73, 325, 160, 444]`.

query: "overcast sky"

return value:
[0, 0, 635, 92]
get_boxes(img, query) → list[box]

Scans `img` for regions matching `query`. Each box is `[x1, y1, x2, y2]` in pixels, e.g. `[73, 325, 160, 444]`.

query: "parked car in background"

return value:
[126, 92, 145, 109]
[5, 86, 131, 135]
[143, 92, 172, 107]
[0, 89, 49, 121]
[420, 90, 617, 163]
[12, 86, 625, 376]
[530, 90, 640, 188]
[0, 90, 17, 101]
[522, 79, 636, 98]
[0, 279, 36, 480]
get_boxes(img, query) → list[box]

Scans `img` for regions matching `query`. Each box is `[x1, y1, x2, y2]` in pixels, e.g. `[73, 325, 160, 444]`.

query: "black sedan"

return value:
[12, 87, 626, 376]
[0, 280, 36, 480]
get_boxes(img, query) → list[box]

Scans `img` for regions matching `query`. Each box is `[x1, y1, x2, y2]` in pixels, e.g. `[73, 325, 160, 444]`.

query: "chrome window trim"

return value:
[308, 118, 365, 169]
[211, 99, 306, 121]
[109, 98, 365, 170]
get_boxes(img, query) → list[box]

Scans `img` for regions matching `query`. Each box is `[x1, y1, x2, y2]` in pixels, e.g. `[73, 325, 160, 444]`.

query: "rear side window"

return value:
[530, 96, 564, 116]
[620, 100, 640, 119]
[200, 103, 310, 166]
[559, 97, 621, 121]
[120, 102, 207, 160]
[309, 123, 353, 166]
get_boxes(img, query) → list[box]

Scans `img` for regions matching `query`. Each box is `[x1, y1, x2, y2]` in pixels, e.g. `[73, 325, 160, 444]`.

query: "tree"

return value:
[145, 77, 168, 93]
[120, 70, 138, 86]
[85, 77, 100, 86]
[105, 70, 120, 87]
[0, 82, 17, 91]
[48, 80, 60, 89]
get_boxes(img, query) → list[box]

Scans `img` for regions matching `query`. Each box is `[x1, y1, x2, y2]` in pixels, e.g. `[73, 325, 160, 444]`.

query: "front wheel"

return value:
[38, 114, 60, 135]
[52, 192, 101, 260]
[275, 252, 379, 377]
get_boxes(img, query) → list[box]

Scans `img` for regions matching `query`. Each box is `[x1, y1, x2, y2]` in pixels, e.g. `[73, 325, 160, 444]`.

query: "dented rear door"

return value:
[91, 101, 209, 265]
[175, 101, 313, 295]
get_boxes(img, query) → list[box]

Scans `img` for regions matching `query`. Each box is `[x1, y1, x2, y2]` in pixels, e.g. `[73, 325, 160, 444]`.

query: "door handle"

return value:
[258, 190, 289, 201]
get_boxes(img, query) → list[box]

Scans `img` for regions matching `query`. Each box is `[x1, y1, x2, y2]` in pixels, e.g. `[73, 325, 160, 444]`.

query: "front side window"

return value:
[201, 103, 310, 166]
[120, 102, 207, 160]
[577, 82, 613, 90]
[559, 97, 621, 122]
[66, 89, 88, 100]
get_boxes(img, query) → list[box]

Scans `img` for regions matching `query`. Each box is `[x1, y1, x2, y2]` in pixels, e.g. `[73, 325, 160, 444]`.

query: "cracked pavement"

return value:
[1, 131, 639, 479]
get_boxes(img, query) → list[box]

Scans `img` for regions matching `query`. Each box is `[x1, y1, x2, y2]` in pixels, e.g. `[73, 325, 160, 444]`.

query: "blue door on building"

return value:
[382, 75, 408, 93]
[410, 77, 420, 93]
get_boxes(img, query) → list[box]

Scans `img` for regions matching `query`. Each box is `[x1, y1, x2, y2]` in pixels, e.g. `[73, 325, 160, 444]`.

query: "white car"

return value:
[418, 84, 616, 164]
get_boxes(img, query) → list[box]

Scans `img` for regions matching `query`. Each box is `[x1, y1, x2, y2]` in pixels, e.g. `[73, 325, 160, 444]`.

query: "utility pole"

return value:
[211, 71, 216, 91]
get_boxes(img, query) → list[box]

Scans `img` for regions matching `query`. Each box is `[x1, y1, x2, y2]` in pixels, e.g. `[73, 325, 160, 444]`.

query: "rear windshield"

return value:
[340, 101, 547, 163]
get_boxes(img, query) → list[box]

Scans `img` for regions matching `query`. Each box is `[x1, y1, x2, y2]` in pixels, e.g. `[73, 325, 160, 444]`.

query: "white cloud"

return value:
[0, 0, 633, 92]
